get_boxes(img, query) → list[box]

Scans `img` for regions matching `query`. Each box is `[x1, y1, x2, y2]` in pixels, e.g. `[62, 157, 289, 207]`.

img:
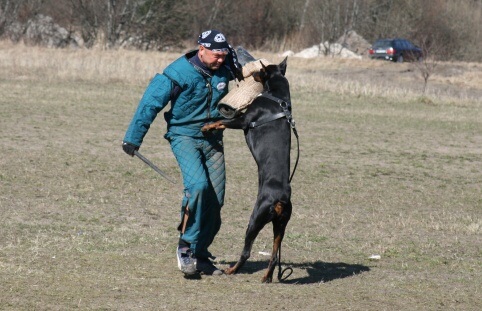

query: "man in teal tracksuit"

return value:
[122, 30, 241, 276]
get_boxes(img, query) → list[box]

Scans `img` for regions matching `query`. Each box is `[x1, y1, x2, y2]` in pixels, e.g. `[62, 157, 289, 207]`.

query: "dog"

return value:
[202, 57, 295, 283]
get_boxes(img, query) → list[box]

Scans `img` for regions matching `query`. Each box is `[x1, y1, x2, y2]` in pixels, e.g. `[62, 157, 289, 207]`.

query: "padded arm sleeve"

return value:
[123, 74, 172, 146]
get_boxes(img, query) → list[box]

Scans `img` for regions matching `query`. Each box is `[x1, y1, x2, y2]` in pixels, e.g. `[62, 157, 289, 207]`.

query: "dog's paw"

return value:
[224, 267, 236, 275]
[201, 125, 213, 132]
[201, 122, 225, 132]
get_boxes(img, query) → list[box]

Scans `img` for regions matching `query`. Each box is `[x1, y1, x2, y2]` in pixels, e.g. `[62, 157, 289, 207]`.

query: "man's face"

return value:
[199, 46, 228, 70]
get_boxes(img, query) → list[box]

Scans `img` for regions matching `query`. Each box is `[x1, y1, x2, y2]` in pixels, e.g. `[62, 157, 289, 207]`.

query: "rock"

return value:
[3, 14, 81, 48]
[320, 42, 362, 59]
[294, 45, 320, 58]
[336, 30, 371, 56]
[4, 21, 25, 42]
[287, 30, 370, 59]
[293, 42, 362, 59]
[24, 14, 76, 48]
[281, 50, 295, 57]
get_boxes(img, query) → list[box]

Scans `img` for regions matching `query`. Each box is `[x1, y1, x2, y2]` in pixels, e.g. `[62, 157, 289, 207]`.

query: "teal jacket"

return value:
[124, 51, 231, 146]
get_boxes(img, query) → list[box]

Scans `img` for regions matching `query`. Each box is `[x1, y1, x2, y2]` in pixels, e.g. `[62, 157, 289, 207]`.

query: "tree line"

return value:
[1, 0, 481, 61]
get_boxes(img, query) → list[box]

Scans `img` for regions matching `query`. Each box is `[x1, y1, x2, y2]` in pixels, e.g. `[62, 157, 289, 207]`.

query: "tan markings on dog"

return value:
[274, 202, 283, 216]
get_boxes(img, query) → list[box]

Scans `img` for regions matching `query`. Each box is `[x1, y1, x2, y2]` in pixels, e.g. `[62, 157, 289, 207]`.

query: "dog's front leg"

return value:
[226, 219, 264, 275]
[224, 246, 252, 275]
[201, 120, 226, 132]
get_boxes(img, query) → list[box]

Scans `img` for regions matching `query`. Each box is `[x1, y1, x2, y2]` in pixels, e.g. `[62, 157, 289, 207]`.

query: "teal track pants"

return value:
[167, 133, 225, 259]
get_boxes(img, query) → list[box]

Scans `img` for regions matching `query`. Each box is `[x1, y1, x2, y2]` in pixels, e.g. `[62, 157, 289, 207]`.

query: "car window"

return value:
[373, 40, 392, 48]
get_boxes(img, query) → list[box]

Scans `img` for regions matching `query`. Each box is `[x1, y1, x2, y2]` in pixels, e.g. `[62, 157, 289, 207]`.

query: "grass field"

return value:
[0, 41, 481, 310]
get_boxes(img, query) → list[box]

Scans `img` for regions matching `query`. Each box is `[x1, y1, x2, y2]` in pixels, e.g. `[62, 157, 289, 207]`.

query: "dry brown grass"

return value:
[1, 40, 481, 310]
[1, 40, 481, 104]
[0, 41, 178, 85]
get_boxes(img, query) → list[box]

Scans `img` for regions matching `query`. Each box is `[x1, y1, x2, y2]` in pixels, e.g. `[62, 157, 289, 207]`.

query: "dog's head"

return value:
[253, 57, 288, 91]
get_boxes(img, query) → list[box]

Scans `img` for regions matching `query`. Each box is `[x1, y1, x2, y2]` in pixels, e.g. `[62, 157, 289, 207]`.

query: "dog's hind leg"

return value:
[225, 220, 265, 275]
[261, 221, 284, 283]
[262, 202, 291, 283]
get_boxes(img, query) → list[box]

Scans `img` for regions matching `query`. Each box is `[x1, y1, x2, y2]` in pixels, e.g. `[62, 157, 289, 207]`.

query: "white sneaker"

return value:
[176, 246, 197, 275]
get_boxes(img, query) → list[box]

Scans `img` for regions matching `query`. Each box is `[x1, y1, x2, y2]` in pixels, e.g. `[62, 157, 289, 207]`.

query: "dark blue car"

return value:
[368, 38, 423, 63]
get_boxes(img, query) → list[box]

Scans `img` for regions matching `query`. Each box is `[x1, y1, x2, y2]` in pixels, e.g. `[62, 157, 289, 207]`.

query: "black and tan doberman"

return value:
[202, 57, 296, 283]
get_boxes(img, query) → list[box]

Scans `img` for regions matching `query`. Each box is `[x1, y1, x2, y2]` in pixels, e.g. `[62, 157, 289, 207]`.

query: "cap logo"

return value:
[214, 34, 226, 43]
[201, 30, 212, 39]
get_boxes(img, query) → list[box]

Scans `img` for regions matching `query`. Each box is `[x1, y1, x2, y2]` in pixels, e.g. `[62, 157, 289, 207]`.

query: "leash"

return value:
[277, 244, 293, 282]
[249, 92, 300, 183]
[248, 92, 299, 282]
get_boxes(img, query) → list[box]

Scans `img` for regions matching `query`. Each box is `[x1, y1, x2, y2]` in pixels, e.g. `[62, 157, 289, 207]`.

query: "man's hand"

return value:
[122, 141, 139, 157]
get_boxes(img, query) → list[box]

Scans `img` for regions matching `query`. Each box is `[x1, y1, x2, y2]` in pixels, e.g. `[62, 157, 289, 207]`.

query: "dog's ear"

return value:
[259, 60, 267, 70]
[279, 57, 288, 76]
[255, 61, 268, 83]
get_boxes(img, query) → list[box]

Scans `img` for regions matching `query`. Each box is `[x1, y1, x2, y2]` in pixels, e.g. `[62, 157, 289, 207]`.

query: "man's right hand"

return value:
[122, 141, 139, 157]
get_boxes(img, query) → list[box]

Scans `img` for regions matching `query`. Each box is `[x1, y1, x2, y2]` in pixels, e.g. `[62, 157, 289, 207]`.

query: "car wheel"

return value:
[397, 54, 404, 63]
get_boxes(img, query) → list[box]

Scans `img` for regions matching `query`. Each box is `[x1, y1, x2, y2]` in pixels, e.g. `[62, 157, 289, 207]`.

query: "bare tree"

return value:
[1, 0, 482, 61]
[105, 0, 141, 48]
[0, 0, 22, 35]
[412, 37, 440, 95]
[130, 0, 192, 50]
[305, 0, 361, 56]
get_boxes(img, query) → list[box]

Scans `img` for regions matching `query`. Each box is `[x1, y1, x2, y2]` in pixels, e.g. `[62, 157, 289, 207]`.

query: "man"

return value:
[122, 30, 241, 276]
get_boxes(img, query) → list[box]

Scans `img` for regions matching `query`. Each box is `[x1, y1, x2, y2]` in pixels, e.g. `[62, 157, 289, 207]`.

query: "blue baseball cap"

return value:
[198, 30, 230, 52]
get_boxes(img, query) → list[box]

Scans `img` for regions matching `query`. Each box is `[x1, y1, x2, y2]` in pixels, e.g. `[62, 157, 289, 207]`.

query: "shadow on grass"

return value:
[220, 260, 371, 284]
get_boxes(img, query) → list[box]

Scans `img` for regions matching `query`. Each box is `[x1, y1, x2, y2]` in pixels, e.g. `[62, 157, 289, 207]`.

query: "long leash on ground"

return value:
[277, 244, 294, 282]
[134, 150, 177, 184]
